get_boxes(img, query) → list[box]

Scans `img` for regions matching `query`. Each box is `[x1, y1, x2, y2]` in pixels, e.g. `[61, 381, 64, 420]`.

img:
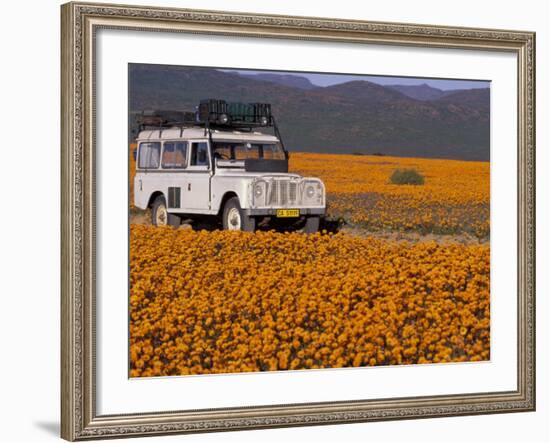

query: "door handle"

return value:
[188, 183, 191, 191]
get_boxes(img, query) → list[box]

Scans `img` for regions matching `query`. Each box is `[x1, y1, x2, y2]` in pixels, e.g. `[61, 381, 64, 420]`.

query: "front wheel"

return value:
[222, 197, 255, 232]
[303, 215, 320, 233]
[151, 196, 180, 227]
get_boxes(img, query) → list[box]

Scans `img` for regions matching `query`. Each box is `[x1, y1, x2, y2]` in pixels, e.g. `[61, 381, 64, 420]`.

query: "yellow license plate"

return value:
[276, 209, 300, 218]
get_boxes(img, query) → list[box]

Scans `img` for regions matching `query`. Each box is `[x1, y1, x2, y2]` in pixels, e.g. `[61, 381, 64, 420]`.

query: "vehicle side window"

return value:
[162, 142, 187, 169]
[138, 142, 161, 169]
[190, 142, 209, 167]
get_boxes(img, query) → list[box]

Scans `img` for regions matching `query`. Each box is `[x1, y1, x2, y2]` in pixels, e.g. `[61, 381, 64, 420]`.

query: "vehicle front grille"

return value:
[268, 181, 278, 205]
[267, 179, 299, 206]
[289, 182, 297, 202]
[280, 181, 288, 205]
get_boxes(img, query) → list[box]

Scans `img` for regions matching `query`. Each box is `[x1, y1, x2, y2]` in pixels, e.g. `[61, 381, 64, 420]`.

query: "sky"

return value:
[220, 69, 489, 91]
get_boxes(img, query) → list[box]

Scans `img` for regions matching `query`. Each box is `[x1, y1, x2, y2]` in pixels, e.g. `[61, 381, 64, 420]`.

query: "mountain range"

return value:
[129, 65, 490, 161]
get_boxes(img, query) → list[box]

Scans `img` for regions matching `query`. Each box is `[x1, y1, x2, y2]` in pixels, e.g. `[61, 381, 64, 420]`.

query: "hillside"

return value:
[386, 83, 449, 101]
[129, 64, 490, 160]
[236, 72, 317, 90]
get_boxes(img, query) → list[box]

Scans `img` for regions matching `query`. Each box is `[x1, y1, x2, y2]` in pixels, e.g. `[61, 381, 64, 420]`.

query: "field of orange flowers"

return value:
[130, 225, 490, 377]
[130, 147, 489, 238]
[289, 153, 490, 238]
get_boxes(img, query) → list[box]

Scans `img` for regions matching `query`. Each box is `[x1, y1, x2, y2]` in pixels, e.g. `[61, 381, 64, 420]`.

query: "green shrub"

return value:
[389, 168, 425, 185]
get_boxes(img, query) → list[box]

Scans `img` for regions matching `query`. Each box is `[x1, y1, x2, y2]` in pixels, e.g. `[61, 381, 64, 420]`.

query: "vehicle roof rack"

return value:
[135, 99, 275, 132]
[135, 110, 197, 132]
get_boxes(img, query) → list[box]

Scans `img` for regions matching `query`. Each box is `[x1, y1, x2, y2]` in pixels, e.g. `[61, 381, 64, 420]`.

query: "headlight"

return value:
[260, 116, 268, 126]
[254, 184, 263, 197]
[302, 180, 324, 205]
[218, 113, 229, 124]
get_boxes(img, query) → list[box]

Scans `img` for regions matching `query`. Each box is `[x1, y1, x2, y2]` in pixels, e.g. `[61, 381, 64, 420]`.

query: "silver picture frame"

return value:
[61, 1, 535, 440]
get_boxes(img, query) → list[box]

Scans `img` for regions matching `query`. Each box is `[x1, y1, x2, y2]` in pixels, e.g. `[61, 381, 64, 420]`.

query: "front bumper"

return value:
[244, 207, 326, 217]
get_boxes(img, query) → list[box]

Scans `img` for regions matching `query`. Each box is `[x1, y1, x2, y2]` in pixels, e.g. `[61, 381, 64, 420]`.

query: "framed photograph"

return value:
[61, 1, 535, 440]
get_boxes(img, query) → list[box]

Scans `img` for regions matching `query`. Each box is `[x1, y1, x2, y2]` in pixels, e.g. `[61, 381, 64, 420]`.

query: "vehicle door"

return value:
[184, 140, 212, 211]
[134, 141, 162, 209]
[160, 141, 188, 212]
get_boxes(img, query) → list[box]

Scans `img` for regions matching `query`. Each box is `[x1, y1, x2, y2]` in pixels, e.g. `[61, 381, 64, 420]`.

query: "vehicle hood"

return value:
[213, 170, 302, 180]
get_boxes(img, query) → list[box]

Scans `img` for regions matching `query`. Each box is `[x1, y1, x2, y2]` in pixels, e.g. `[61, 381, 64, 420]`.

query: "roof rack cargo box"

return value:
[199, 99, 273, 127]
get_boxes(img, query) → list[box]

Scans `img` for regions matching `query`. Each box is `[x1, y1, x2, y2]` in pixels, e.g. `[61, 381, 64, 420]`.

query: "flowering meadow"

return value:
[130, 225, 490, 377]
[290, 153, 489, 238]
[131, 149, 490, 237]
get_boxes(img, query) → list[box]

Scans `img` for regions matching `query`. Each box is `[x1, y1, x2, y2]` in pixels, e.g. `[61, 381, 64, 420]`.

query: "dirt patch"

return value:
[130, 208, 488, 245]
[340, 225, 489, 245]
[130, 208, 151, 225]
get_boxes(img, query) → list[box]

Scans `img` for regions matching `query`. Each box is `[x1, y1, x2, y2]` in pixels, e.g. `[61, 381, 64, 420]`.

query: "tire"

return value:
[151, 195, 180, 227]
[222, 197, 255, 232]
[303, 215, 320, 233]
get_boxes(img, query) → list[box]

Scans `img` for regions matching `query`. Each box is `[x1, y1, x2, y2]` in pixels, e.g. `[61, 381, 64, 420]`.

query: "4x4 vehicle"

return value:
[133, 99, 326, 232]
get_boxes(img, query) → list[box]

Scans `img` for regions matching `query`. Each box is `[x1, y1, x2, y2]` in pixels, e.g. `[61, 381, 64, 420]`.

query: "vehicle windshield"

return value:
[212, 141, 285, 161]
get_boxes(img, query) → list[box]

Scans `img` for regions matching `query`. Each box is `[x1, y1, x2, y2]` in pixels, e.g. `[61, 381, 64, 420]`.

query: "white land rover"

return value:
[133, 100, 326, 232]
